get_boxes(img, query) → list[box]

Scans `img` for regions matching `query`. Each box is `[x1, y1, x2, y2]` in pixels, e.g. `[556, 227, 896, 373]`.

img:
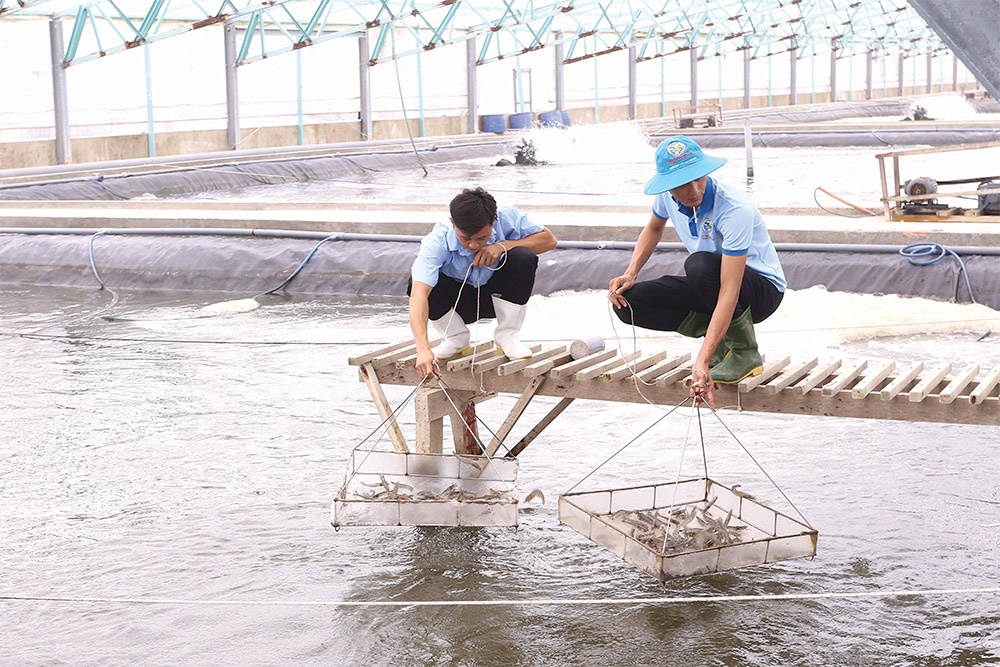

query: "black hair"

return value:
[449, 187, 497, 234]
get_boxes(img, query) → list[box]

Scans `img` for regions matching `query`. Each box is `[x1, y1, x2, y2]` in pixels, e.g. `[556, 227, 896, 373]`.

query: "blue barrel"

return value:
[538, 110, 565, 128]
[561, 110, 572, 127]
[508, 112, 534, 130]
[481, 114, 506, 134]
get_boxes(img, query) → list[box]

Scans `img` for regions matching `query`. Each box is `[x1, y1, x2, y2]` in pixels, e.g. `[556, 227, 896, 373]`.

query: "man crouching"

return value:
[408, 187, 558, 378]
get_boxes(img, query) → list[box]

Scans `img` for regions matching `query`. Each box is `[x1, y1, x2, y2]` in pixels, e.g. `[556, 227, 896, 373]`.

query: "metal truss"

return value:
[2, 0, 948, 69]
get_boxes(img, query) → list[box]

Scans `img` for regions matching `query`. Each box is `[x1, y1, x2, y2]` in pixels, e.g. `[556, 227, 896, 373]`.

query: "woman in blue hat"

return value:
[608, 135, 785, 409]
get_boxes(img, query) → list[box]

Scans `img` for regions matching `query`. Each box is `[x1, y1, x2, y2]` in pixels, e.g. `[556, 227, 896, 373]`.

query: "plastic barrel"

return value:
[508, 112, 534, 130]
[538, 110, 565, 128]
[481, 114, 506, 134]
[561, 111, 572, 127]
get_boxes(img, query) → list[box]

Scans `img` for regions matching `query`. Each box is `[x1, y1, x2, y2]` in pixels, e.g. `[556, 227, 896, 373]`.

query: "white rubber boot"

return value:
[491, 295, 532, 360]
[430, 309, 471, 359]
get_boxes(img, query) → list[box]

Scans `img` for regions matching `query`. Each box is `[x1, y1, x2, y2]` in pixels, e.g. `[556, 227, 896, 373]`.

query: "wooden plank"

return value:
[969, 366, 1000, 405]
[439, 342, 500, 371]
[880, 361, 924, 401]
[821, 359, 868, 397]
[373, 343, 427, 368]
[636, 353, 691, 384]
[467, 352, 513, 374]
[358, 362, 409, 453]
[792, 359, 842, 396]
[575, 351, 640, 381]
[655, 365, 694, 387]
[549, 348, 617, 378]
[603, 351, 668, 382]
[939, 364, 980, 404]
[484, 376, 547, 457]
[509, 397, 575, 457]
[497, 346, 558, 377]
[739, 356, 790, 393]
[396, 342, 494, 371]
[764, 358, 818, 395]
[348, 339, 420, 366]
[851, 360, 896, 399]
[523, 352, 574, 378]
[908, 362, 952, 402]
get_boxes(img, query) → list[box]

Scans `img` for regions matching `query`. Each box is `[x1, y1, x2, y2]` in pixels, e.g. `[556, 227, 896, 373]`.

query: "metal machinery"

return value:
[878, 142, 1000, 221]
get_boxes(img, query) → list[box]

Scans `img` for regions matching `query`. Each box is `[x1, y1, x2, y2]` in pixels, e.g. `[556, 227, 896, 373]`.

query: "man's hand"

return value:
[690, 366, 716, 410]
[608, 274, 635, 309]
[415, 348, 437, 379]
[473, 242, 509, 268]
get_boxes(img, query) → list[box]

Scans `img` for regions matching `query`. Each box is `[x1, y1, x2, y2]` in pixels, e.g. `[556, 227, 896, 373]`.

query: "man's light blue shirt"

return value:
[651, 177, 786, 292]
[411, 205, 544, 288]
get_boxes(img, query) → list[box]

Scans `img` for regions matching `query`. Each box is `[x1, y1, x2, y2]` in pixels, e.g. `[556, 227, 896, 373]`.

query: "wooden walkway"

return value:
[349, 339, 999, 454]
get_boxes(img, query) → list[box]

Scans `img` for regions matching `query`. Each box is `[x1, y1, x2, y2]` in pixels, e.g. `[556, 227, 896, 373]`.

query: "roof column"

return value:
[743, 48, 751, 109]
[466, 33, 477, 134]
[359, 30, 372, 140]
[223, 20, 240, 150]
[49, 17, 71, 164]
[897, 51, 905, 96]
[689, 46, 698, 109]
[789, 44, 797, 105]
[865, 48, 874, 100]
[554, 31, 565, 112]
[628, 45, 637, 120]
[829, 39, 838, 102]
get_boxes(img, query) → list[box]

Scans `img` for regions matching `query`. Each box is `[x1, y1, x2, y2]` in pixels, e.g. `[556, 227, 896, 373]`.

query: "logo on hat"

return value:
[666, 140, 687, 157]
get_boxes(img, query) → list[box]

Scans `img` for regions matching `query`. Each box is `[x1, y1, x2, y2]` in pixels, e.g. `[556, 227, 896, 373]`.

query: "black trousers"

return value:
[408, 246, 539, 323]
[613, 251, 783, 331]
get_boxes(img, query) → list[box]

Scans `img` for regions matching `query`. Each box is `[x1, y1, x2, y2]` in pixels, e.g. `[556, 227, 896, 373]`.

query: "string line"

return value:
[3, 586, 998, 607]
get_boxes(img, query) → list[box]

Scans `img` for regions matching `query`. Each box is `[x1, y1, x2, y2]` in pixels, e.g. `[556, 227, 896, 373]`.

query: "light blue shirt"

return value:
[651, 177, 786, 292]
[411, 205, 544, 288]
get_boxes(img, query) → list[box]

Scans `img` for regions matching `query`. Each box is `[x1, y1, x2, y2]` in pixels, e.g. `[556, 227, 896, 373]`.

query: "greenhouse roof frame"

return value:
[0, 0, 952, 69]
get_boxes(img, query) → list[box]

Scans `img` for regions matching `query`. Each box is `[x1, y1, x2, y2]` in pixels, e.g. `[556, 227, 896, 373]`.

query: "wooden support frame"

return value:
[509, 397, 574, 457]
[358, 362, 409, 453]
[485, 376, 547, 457]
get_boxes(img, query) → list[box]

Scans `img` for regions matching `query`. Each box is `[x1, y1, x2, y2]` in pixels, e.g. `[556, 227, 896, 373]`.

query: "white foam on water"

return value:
[520, 286, 1000, 362]
[524, 121, 656, 166]
[911, 94, 984, 120]
[197, 297, 262, 314]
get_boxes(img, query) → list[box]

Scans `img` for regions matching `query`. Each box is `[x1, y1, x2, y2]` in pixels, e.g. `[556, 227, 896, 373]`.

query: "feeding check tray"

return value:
[332, 449, 519, 528]
[559, 477, 817, 581]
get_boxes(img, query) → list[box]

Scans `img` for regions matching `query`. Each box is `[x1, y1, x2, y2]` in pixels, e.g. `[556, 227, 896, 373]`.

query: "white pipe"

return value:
[3, 227, 1000, 256]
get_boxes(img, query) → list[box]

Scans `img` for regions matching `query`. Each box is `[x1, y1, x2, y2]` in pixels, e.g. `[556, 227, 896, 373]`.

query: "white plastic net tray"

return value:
[559, 477, 817, 580]
[332, 449, 519, 527]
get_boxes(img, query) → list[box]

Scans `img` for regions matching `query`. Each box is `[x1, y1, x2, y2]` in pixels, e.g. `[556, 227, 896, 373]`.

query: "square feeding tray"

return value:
[332, 449, 519, 528]
[558, 477, 817, 581]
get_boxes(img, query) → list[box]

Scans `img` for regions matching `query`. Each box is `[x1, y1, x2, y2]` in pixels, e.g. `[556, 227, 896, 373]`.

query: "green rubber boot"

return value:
[676, 310, 729, 367]
[710, 308, 763, 384]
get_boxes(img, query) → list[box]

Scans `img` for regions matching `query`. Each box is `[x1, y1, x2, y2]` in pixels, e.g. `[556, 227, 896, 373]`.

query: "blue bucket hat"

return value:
[644, 135, 727, 195]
